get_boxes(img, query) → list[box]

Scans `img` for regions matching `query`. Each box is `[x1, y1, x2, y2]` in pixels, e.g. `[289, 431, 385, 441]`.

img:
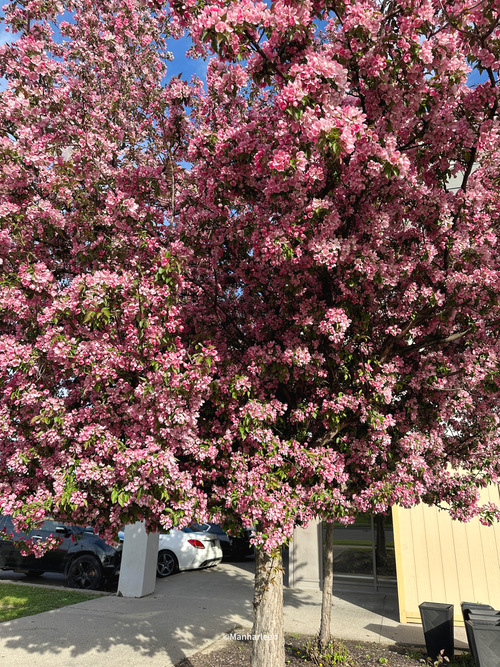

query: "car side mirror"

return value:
[55, 526, 71, 536]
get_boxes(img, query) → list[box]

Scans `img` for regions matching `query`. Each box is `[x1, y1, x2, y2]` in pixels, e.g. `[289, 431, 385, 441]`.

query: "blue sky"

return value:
[0, 10, 489, 91]
[0, 16, 14, 46]
[166, 34, 209, 81]
[0, 14, 14, 90]
[0, 12, 206, 90]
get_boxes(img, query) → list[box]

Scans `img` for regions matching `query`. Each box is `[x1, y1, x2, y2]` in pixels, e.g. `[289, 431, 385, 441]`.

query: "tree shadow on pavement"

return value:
[0, 561, 412, 666]
[0, 562, 317, 666]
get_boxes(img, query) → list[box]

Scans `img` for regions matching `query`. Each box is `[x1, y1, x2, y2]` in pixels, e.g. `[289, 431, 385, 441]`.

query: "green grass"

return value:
[0, 583, 102, 622]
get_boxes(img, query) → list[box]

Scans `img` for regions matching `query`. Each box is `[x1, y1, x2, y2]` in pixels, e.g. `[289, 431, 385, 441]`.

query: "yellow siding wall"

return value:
[393, 487, 500, 624]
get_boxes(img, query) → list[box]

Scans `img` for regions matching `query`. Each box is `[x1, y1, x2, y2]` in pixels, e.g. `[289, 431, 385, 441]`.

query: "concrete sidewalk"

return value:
[0, 562, 468, 666]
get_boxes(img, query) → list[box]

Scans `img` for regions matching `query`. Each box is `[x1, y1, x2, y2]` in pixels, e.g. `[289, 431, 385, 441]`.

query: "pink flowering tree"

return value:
[1, 1, 500, 666]
[0, 0, 217, 538]
[170, 0, 500, 663]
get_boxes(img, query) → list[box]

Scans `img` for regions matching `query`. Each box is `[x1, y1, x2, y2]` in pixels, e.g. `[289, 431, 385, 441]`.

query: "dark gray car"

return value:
[0, 515, 121, 590]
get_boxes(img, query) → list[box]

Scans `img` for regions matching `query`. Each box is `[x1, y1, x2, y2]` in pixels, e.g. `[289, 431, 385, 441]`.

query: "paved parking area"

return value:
[0, 561, 468, 666]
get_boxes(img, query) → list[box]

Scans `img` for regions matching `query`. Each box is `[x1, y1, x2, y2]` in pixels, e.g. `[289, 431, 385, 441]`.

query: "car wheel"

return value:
[66, 554, 103, 590]
[157, 550, 178, 578]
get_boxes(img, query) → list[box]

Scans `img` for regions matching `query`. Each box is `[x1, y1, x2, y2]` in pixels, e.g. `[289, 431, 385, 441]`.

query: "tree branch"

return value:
[243, 30, 287, 81]
[400, 328, 471, 356]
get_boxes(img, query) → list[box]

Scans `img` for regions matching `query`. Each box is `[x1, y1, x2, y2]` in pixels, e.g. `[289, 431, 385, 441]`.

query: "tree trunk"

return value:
[251, 547, 285, 667]
[319, 522, 334, 648]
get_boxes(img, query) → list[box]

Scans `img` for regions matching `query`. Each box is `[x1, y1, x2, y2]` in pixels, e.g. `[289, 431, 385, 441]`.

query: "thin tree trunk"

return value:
[251, 547, 285, 667]
[319, 522, 334, 648]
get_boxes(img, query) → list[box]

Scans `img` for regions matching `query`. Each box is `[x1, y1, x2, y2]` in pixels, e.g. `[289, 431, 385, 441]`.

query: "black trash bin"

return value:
[469, 612, 500, 622]
[419, 602, 454, 661]
[461, 602, 495, 622]
[462, 602, 496, 658]
[466, 619, 500, 667]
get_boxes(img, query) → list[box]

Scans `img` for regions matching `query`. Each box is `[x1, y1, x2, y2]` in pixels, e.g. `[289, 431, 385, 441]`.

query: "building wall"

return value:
[393, 486, 500, 624]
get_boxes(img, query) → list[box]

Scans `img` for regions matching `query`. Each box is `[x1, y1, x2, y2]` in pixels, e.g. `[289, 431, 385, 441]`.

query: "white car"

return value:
[118, 527, 223, 578]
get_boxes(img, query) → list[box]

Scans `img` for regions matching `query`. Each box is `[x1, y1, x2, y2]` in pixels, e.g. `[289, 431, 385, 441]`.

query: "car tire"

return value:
[157, 549, 178, 578]
[65, 554, 103, 590]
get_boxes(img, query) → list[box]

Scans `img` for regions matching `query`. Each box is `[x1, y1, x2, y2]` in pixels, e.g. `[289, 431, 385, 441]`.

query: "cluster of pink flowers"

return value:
[0, 0, 499, 554]
[318, 308, 351, 345]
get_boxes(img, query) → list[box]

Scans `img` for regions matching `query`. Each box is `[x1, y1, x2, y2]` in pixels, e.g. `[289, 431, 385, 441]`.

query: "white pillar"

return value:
[285, 519, 323, 590]
[117, 521, 159, 597]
